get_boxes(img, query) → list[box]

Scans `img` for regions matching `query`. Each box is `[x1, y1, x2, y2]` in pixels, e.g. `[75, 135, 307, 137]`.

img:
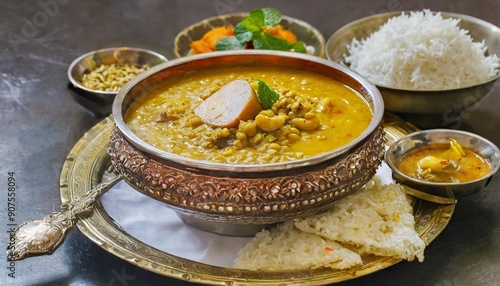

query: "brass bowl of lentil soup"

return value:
[109, 50, 385, 236]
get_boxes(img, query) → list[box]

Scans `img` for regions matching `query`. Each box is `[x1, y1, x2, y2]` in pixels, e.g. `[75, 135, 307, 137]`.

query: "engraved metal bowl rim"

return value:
[385, 129, 500, 198]
[112, 50, 385, 173]
[67, 46, 168, 97]
[108, 123, 386, 235]
[173, 12, 326, 58]
[325, 10, 500, 92]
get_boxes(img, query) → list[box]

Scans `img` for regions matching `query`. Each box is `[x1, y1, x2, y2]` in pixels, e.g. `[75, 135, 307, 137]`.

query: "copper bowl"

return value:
[109, 50, 385, 236]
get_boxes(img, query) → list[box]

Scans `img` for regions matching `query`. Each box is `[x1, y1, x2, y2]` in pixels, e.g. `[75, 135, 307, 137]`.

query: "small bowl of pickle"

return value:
[67, 47, 168, 105]
[385, 129, 500, 200]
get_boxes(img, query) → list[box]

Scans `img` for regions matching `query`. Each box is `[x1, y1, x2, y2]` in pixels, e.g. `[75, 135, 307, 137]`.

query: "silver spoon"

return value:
[6, 172, 121, 261]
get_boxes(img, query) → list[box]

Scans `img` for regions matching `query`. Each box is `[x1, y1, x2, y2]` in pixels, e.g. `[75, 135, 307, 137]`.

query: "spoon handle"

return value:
[403, 185, 457, 205]
[6, 174, 121, 261]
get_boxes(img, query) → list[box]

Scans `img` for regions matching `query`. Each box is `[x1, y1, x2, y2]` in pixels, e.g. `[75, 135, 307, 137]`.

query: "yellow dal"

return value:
[125, 66, 373, 164]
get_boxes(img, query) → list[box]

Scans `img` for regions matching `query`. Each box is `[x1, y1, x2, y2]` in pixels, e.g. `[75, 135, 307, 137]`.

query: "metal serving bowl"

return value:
[385, 129, 500, 200]
[109, 50, 385, 236]
[68, 47, 168, 104]
[326, 11, 500, 128]
[174, 12, 325, 58]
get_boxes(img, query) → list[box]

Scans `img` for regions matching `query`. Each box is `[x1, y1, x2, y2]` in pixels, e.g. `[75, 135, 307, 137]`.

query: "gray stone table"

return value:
[1, 1, 499, 285]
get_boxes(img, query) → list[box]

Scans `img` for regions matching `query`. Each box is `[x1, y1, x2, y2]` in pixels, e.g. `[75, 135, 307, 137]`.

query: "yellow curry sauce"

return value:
[125, 66, 373, 164]
[397, 141, 491, 183]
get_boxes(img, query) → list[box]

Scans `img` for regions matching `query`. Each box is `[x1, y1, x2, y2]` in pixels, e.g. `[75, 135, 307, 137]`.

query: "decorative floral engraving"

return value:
[108, 125, 386, 224]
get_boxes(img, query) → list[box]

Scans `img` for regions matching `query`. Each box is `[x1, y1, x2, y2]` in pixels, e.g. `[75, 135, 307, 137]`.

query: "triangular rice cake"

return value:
[294, 177, 425, 262]
[234, 220, 363, 270]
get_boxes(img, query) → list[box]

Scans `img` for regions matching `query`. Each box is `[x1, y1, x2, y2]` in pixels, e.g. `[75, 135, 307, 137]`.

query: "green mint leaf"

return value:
[252, 32, 307, 53]
[261, 8, 281, 27]
[240, 11, 264, 33]
[252, 32, 291, 50]
[234, 22, 253, 44]
[215, 36, 244, 51]
[230, 7, 305, 54]
[248, 9, 266, 28]
[238, 8, 281, 35]
[252, 78, 279, 109]
[289, 41, 307, 53]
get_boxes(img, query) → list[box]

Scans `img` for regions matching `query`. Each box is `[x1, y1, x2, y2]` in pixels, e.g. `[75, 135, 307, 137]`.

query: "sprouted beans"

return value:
[81, 64, 150, 92]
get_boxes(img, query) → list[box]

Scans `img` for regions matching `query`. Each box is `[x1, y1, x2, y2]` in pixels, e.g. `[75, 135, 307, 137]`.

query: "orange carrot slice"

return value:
[194, 79, 263, 128]
[190, 26, 234, 54]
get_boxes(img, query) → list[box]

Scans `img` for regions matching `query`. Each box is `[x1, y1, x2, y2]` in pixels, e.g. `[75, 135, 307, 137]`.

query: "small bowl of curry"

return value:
[385, 129, 500, 199]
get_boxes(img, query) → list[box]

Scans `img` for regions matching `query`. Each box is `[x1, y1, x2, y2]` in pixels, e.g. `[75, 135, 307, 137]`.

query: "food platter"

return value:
[59, 113, 455, 285]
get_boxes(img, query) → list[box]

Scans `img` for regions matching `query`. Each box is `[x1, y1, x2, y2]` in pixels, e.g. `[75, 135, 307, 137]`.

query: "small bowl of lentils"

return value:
[68, 47, 168, 103]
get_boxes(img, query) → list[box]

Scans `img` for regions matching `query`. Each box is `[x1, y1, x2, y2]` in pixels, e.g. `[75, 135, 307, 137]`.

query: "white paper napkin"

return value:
[100, 163, 394, 267]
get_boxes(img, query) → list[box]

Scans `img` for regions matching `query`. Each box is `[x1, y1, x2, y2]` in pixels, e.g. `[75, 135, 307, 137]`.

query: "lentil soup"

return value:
[125, 65, 373, 164]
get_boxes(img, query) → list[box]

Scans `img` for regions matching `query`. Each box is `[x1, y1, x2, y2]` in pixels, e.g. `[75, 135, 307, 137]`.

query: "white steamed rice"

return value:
[344, 10, 500, 90]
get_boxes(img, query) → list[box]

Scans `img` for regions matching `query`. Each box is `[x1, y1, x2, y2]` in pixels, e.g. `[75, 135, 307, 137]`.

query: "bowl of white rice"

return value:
[326, 10, 500, 128]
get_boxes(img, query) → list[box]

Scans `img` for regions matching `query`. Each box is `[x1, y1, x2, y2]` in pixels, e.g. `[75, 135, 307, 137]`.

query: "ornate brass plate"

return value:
[59, 114, 455, 285]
